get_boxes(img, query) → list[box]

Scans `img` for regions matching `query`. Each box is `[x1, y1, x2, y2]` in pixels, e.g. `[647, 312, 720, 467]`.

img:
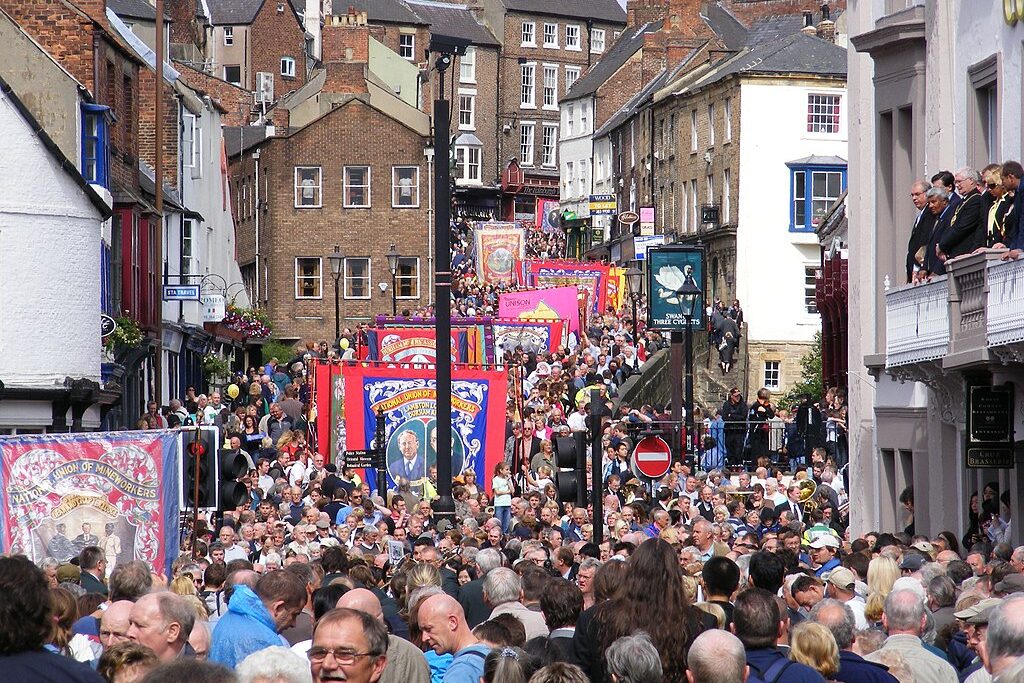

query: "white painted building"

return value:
[0, 80, 111, 432]
[559, 96, 594, 220]
[736, 81, 847, 349]
[846, 0, 1024, 539]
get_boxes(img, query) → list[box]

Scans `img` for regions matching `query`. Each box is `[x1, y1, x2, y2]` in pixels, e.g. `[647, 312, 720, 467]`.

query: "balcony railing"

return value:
[987, 257, 1024, 347]
[884, 252, 1024, 369]
[885, 276, 949, 367]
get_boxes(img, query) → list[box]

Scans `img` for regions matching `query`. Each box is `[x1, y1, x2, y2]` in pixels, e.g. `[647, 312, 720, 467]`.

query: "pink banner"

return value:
[498, 286, 580, 333]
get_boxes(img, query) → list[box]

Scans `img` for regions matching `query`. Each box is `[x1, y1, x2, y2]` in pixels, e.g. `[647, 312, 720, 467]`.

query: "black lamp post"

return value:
[625, 265, 643, 339]
[675, 279, 702, 466]
[328, 246, 344, 345]
[385, 243, 400, 316]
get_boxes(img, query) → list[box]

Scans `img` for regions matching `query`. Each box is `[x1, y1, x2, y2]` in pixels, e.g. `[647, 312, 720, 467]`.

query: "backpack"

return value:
[749, 656, 794, 683]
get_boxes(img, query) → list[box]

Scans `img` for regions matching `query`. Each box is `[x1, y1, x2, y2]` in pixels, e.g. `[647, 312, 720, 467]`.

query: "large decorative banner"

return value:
[647, 245, 706, 330]
[474, 223, 525, 284]
[498, 286, 581, 334]
[315, 361, 345, 463]
[343, 364, 507, 492]
[374, 316, 494, 365]
[0, 431, 180, 573]
[525, 260, 610, 314]
[536, 199, 561, 234]
[492, 319, 565, 360]
[606, 266, 626, 312]
[364, 328, 467, 364]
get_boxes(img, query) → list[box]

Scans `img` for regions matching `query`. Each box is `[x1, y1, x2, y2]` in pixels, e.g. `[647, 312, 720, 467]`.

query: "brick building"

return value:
[593, 0, 847, 400]
[230, 13, 433, 343]
[197, 0, 309, 100]
[470, 0, 626, 222]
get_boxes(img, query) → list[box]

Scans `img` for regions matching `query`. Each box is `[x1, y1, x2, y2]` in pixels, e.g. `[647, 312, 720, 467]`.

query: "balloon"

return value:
[340, 338, 350, 350]
[227, 384, 240, 399]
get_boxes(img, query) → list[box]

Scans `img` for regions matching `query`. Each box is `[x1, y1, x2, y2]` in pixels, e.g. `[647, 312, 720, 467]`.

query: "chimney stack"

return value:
[321, 8, 370, 94]
[816, 3, 836, 42]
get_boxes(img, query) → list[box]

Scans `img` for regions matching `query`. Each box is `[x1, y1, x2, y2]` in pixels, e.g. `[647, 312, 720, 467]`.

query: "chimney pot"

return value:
[803, 11, 813, 27]
[821, 3, 830, 21]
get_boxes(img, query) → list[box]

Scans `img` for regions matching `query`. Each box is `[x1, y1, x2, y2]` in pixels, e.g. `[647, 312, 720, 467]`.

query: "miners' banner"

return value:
[492, 318, 565, 361]
[315, 361, 345, 463]
[524, 260, 609, 313]
[364, 328, 469, 363]
[343, 363, 507, 492]
[474, 223, 525, 284]
[372, 317, 494, 364]
[498, 286, 580, 334]
[0, 430, 180, 573]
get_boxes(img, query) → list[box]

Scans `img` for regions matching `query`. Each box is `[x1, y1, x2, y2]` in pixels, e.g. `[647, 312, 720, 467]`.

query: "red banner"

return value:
[525, 260, 610, 313]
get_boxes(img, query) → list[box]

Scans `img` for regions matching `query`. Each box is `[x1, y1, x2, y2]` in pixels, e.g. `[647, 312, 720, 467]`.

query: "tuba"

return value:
[797, 479, 818, 512]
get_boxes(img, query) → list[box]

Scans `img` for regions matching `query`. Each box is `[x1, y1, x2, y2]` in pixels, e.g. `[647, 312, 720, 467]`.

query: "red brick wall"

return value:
[722, 0, 847, 26]
[249, 0, 308, 100]
[3, 0, 97, 90]
[230, 99, 432, 340]
[175, 62, 255, 126]
[138, 69, 181, 190]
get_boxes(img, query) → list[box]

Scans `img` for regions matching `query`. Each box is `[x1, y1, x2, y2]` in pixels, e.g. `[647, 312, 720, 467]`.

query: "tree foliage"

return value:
[782, 332, 823, 409]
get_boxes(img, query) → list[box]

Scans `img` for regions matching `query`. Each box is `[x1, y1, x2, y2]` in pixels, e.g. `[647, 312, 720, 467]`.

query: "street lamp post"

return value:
[625, 266, 643, 340]
[328, 246, 344, 345]
[386, 243, 400, 317]
[675, 280, 702, 467]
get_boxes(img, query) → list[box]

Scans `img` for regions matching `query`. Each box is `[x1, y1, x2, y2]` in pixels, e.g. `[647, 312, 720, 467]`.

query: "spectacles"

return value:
[307, 648, 376, 664]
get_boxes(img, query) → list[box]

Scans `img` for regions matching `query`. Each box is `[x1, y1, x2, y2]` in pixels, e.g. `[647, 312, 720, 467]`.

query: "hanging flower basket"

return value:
[104, 315, 143, 352]
[221, 304, 272, 338]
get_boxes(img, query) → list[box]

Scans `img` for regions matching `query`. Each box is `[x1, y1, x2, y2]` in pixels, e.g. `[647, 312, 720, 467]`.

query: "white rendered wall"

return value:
[736, 80, 848, 344]
[0, 90, 103, 387]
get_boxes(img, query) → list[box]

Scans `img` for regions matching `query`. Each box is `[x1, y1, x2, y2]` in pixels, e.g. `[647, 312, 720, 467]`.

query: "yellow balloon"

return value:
[227, 383, 240, 399]
[340, 338, 350, 350]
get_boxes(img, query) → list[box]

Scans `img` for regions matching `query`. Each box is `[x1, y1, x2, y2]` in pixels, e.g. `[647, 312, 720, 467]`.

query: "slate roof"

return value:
[594, 48, 702, 137]
[702, 2, 747, 50]
[713, 32, 846, 79]
[743, 9, 843, 47]
[206, 0, 263, 25]
[340, 0, 426, 25]
[107, 0, 157, 21]
[225, 125, 270, 157]
[403, 0, 499, 46]
[500, 0, 625, 25]
[565, 20, 662, 100]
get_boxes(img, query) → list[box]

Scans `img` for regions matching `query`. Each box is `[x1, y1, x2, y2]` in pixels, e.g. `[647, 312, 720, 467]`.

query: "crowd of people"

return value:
[6, 218, 1024, 683]
[11, 473, 1024, 683]
[905, 161, 1024, 283]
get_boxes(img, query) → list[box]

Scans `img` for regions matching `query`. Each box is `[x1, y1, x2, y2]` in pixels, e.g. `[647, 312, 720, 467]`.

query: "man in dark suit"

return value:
[391, 428, 425, 482]
[906, 180, 936, 282]
[932, 170, 959, 208]
[78, 546, 108, 597]
[938, 168, 985, 260]
[795, 395, 824, 461]
[923, 188, 954, 276]
[775, 484, 805, 527]
[459, 547, 503, 628]
[1000, 161, 1024, 256]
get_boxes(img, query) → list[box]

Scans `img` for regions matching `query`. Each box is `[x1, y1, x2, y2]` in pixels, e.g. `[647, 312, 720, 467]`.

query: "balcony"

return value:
[885, 251, 1024, 370]
[885, 275, 949, 367]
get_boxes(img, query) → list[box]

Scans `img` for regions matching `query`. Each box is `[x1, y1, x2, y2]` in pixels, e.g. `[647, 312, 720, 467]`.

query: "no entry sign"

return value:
[632, 435, 672, 480]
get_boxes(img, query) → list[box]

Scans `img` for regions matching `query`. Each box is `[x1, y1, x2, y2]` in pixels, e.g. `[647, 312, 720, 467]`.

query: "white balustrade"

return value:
[885, 276, 950, 367]
[987, 258, 1024, 347]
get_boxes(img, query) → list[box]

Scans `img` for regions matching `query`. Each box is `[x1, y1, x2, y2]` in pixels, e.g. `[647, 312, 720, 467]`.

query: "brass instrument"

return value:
[797, 479, 818, 512]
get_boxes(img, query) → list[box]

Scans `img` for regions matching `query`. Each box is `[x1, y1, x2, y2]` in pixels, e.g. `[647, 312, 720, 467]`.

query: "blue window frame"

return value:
[788, 164, 846, 231]
[81, 103, 110, 188]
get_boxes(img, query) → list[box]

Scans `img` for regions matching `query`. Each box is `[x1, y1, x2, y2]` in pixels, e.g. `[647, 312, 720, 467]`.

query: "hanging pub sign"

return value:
[646, 245, 705, 331]
[966, 384, 1015, 469]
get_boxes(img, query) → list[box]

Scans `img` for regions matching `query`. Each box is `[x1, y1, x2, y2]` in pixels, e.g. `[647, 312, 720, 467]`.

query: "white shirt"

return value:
[289, 460, 308, 487]
[222, 544, 249, 563]
[568, 412, 588, 432]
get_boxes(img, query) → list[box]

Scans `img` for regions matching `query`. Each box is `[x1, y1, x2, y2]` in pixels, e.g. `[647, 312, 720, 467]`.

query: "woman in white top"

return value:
[491, 462, 513, 532]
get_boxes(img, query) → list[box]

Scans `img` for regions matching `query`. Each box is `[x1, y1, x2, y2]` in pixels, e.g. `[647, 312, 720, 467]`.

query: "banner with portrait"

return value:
[364, 328, 468, 364]
[474, 223, 525, 284]
[524, 260, 609, 313]
[536, 199, 561, 234]
[498, 286, 580, 334]
[0, 430, 180, 573]
[343, 364, 507, 492]
[492, 318, 565, 361]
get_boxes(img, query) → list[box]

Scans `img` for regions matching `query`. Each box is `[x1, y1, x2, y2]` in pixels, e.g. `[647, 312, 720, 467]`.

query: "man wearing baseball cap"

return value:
[953, 598, 1003, 683]
[826, 567, 868, 629]
[808, 535, 841, 578]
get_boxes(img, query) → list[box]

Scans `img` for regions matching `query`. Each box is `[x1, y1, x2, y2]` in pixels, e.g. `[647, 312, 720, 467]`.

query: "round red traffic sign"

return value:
[631, 435, 672, 480]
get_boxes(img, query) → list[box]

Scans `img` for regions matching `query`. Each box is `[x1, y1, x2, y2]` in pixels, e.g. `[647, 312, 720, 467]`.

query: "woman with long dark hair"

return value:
[571, 538, 712, 683]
